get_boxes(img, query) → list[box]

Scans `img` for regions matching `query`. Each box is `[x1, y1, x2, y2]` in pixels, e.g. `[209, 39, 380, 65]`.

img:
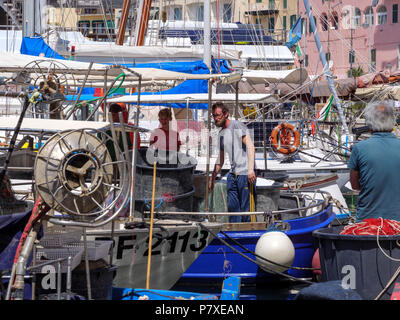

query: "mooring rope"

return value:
[199, 223, 314, 285]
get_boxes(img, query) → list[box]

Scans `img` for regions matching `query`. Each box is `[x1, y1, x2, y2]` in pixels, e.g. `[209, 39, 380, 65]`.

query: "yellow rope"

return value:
[146, 160, 157, 289]
[250, 183, 256, 222]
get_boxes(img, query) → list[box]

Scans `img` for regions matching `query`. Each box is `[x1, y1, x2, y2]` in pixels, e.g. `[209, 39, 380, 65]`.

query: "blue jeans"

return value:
[227, 173, 256, 223]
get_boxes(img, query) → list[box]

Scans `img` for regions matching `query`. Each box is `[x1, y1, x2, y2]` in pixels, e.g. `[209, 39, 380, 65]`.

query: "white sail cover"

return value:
[0, 51, 237, 81]
[242, 68, 309, 84]
[107, 93, 278, 104]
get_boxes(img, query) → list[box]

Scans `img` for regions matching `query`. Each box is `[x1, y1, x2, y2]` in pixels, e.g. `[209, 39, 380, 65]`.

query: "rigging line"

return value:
[99, 0, 126, 66]
[240, 69, 330, 122]
[240, 78, 332, 123]
[199, 223, 314, 285]
[218, 229, 320, 271]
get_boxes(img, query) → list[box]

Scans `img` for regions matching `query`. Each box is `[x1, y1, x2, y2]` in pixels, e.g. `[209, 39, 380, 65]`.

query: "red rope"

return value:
[340, 218, 400, 236]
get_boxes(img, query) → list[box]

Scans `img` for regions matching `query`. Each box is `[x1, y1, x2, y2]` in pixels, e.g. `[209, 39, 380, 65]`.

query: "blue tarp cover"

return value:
[19, 37, 231, 109]
[20, 36, 65, 60]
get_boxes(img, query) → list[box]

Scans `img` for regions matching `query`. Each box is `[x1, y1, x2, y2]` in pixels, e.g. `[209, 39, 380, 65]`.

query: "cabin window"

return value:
[196, 5, 204, 21]
[223, 4, 232, 23]
[150, 7, 159, 20]
[393, 4, 398, 23]
[173, 7, 182, 20]
[377, 5, 387, 25]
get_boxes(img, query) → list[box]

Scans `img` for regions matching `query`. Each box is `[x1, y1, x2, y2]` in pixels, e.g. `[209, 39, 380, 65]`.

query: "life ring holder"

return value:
[270, 122, 301, 155]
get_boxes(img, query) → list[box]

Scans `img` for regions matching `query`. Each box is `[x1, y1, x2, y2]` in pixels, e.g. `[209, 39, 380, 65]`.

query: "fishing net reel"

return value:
[34, 128, 130, 227]
[19, 60, 77, 118]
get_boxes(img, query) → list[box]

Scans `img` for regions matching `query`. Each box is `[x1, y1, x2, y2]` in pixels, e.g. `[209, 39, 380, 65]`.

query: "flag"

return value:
[296, 43, 302, 57]
[317, 95, 334, 121]
[285, 17, 302, 48]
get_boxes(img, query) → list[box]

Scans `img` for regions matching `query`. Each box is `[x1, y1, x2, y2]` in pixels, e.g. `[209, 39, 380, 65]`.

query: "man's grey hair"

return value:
[364, 101, 395, 132]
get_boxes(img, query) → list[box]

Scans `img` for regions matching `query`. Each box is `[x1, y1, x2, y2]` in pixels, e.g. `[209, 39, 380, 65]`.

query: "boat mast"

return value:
[133, 0, 153, 46]
[204, 0, 211, 70]
[303, 0, 349, 135]
[116, 0, 131, 45]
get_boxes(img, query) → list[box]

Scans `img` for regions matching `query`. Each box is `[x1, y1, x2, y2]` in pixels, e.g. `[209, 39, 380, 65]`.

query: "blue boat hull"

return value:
[180, 204, 334, 284]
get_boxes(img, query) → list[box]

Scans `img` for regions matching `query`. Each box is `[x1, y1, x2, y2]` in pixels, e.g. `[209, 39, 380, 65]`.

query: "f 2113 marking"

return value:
[97, 230, 210, 259]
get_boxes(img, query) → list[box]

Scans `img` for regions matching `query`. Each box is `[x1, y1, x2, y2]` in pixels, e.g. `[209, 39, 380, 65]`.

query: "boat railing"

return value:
[148, 189, 332, 218]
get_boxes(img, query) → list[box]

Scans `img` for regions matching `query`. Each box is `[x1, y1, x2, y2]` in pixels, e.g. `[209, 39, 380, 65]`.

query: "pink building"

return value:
[298, 0, 400, 79]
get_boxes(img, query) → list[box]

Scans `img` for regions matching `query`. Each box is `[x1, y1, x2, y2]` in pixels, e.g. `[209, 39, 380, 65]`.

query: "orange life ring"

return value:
[270, 122, 300, 155]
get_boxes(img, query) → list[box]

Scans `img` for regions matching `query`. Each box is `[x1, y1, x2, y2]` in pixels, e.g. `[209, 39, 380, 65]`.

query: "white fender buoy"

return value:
[255, 231, 295, 273]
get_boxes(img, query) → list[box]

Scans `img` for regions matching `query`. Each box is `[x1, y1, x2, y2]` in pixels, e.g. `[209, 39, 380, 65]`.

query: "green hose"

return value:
[75, 72, 126, 109]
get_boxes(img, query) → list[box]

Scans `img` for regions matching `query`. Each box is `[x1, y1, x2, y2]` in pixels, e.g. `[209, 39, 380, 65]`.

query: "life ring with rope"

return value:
[270, 122, 300, 155]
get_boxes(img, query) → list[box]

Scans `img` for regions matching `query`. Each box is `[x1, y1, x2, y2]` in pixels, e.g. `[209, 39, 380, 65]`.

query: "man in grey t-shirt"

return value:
[209, 102, 256, 222]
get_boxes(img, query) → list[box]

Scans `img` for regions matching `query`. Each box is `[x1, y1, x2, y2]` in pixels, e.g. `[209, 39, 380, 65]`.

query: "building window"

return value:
[349, 50, 355, 63]
[331, 12, 339, 29]
[377, 5, 387, 25]
[92, 20, 106, 34]
[393, 4, 398, 23]
[301, 18, 307, 34]
[353, 8, 361, 27]
[326, 52, 331, 62]
[256, 0, 262, 3]
[269, 0, 275, 10]
[283, 16, 287, 30]
[371, 48, 376, 68]
[309, 16, 317, 33]
[283, 0, 287, 9]
[78, 20, 90, 35]
[364, 6, 374, 26]
[321, 13, 328, 31]
[305, 54, 309, 67]
[268, 17, 275, 32]
[290, 15, 297, 28]
[398, 44, 400, 69]
[83, 8, 97, 14]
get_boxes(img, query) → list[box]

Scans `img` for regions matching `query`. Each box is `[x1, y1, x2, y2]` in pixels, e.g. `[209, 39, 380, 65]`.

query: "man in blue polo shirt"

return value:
[348, 101, 400, 222]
